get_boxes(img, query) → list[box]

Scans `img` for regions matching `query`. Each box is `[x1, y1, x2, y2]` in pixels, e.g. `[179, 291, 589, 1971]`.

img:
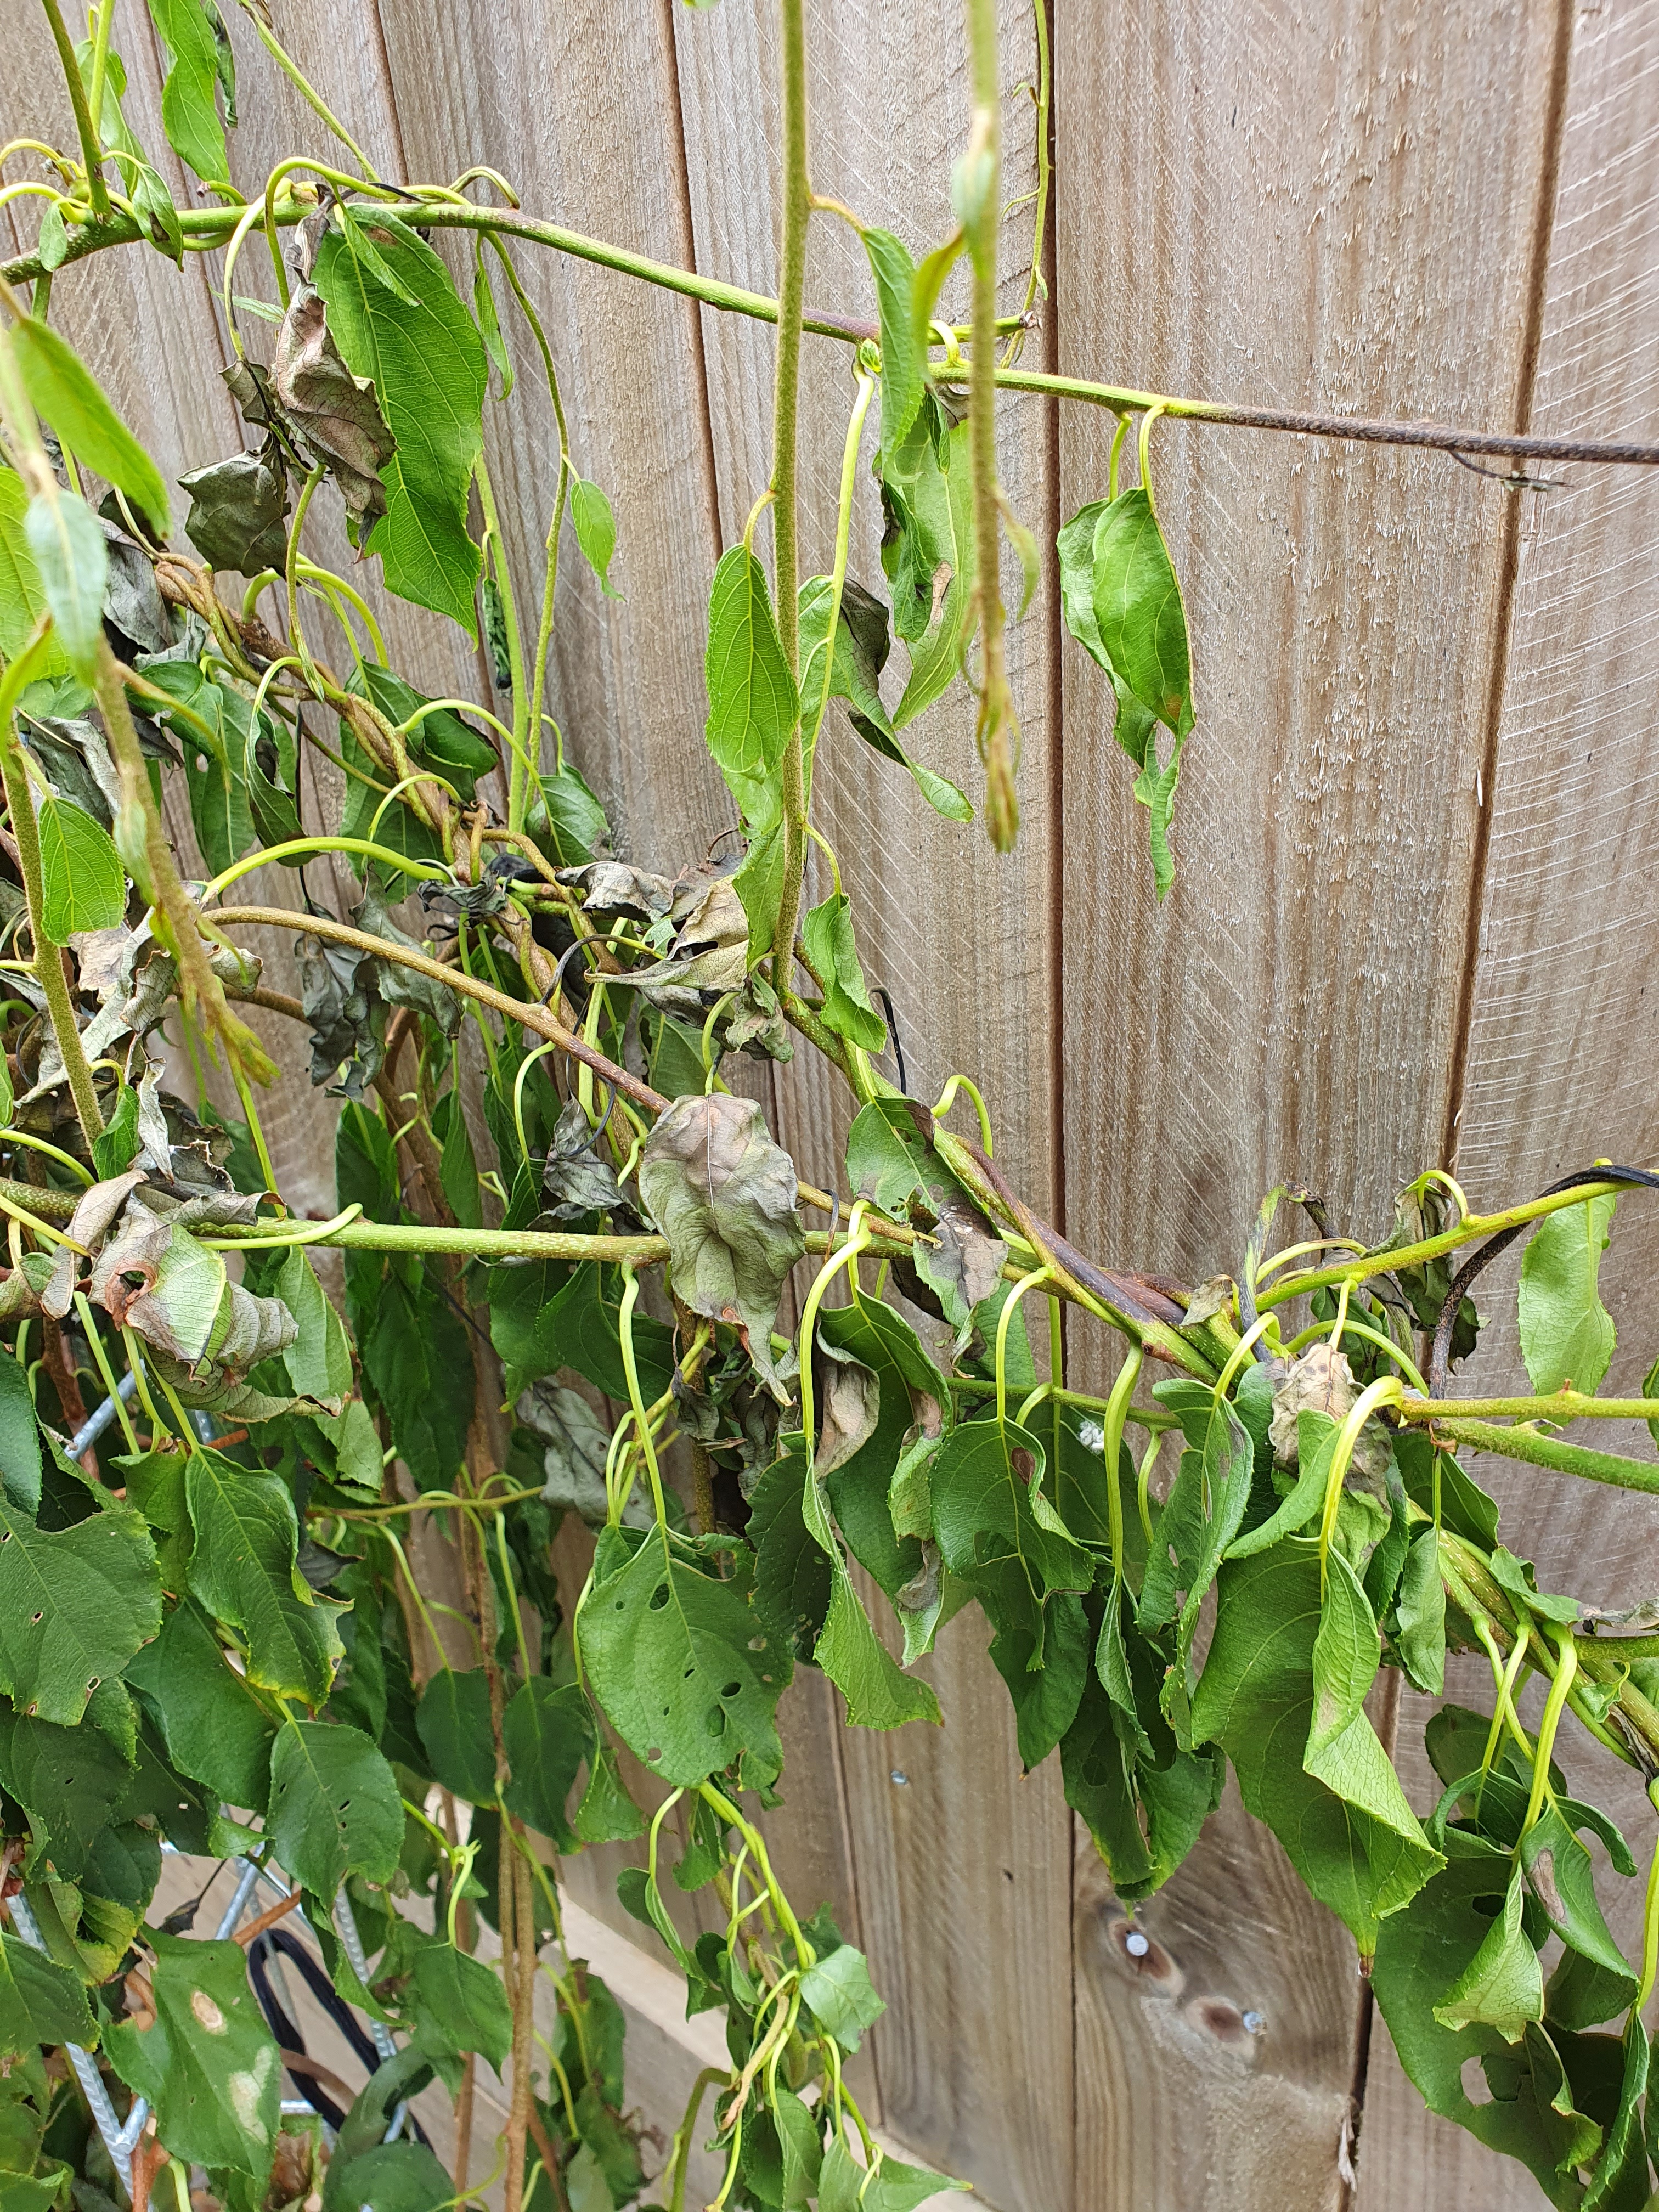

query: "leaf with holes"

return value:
[105, 1930, 280, 2175]
[267, 1718, 403, 1897]
[578, 1533, 785, 1790]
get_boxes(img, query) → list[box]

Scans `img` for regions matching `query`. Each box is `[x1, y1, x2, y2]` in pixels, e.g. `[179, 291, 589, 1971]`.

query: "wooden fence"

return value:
[7, 1, 1659, 2205]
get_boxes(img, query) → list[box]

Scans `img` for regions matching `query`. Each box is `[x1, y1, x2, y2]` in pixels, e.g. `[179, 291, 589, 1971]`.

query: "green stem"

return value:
[0, 721, 103, 1146]
[768, 0, 811, 995]
[1402, 1391, 1659, 1424]
[473, 455, 529, 821]
[235, 4, 379, 177]
[963, 0, 1018, 850]
[37, 0, 109, 221]
[489, 241, 572, 810]
[1432, 1417, 1659, 1498]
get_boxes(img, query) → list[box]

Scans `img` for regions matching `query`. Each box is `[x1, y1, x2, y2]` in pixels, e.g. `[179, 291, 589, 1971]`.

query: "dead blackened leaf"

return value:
[178, 452, 291, 576]
[540, 1097, 624, 1221]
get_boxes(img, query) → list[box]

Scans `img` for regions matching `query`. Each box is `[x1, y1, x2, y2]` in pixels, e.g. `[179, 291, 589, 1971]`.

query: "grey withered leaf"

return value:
[296, 905, 385, 1099]
[637, 1093, 806, 1398]
[541, 1097, 625, 1220]
[272, 284, 396, 527]
[178, 452, 291, 576]
[353, 885, 460, 1038]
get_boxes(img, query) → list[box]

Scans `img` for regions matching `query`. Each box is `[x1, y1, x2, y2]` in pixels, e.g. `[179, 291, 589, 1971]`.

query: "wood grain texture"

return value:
[673, 8, 1071, 2206]
[1056, 5, 1569, 2208]
[1359, 10, 1659, 2202]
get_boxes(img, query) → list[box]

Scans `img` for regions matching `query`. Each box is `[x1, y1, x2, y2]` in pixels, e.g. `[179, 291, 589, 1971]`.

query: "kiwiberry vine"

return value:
[0, 4, 1656, 2210]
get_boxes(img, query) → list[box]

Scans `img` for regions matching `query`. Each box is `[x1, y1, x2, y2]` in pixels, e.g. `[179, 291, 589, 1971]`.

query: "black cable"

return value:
[247, 1926, 431, 2145]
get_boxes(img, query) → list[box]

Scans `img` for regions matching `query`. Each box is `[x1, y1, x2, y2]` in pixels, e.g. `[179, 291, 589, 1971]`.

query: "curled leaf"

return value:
[272, 284, 396, 528]
[637, 1093, 805, 1397]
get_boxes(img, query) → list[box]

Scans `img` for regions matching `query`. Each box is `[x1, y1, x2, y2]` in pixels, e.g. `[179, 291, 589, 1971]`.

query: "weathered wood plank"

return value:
[673, 7, 1069, 2205]
[1357, 5, 1659, 2200]
[1056, 4, 1568, 2206]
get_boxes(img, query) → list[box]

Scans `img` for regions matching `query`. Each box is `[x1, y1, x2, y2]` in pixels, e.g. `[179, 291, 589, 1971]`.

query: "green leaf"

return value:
[1192, 1540, 1440, 1953]
[139, 663, 256, 874]
[863, 229, 926, 461]
[326, 2143, 452, 2212]
[23, 492, 105, 679]
[1177, 1398, 1255, 1657]
[1519, 1194, 1617, 1400]
[702, 544, 797, 832]
[1434, 1865, 1545, 2040]
[312, 218, 487, 635]
[144, 0, 230, 184]
[802, 894, 886, 1053]
[637, 1093, 805, 1397]
[881, 410, 976, 730]
[1520, 1804, 1637, 1997]
[1308, 1547, 1379, 1760]
[125, 1598, 275, 1810]
[1135, 730, 1187, 904]
[796, 1446, 940, 1733]
[409, 1939, 512, 2072]
[0, 1709, 133, 1876]
[0, 1357, 41, 1516]
[1091, 488, 1193, 736]
[362, 1271, 472, 1491]
[0, 1930, 96, 2055]
[275, 1248, 352, 1404]
[105, 1931, 279, 2174]
[267, 1718, 403, 1895]
[578, 1531, 785, 1790]
[1394, 1528, 1446, 1695]
[751, 1450, 833, 1663]
[571, 478, 622, 598]
[799, 1942, 885, 2052]
[415, 1668, 496, 1802]
[33, 792, 125, 943]
[0, 1492, 159, 1726]
[572, 1738, 645, 1844]
[500, 1678, 594, 1847]
[338, 204, 422, 308]
[928, 1418, 1093, 1606]
[0, 471, 69, 676]
[91, 1082, 139, 1179]
[185, 1450, 342, 1706]
[10, 317, 171, 537]
[472, 244, 513, 398]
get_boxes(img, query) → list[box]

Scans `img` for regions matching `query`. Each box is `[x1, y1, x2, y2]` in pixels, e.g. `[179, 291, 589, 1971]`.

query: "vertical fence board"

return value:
[1054, 4, 1565, 2206]
[1359, 7, 1659, 2203]
[673, 5, 1071, 2203]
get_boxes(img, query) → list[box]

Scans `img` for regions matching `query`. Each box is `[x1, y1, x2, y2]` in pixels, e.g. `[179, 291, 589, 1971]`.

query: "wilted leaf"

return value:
[638, 1093, 805, 1395]
[178, 453, 289, 575]
[271, 284, 396, 532]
